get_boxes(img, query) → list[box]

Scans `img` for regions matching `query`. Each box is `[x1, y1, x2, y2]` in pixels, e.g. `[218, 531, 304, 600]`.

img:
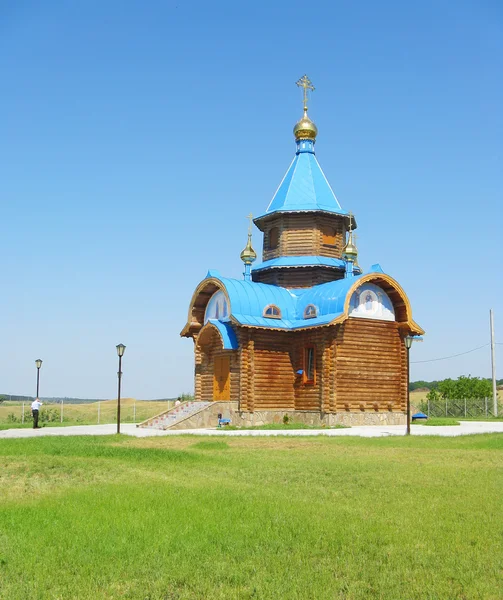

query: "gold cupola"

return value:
[342, 230, 358, 262]
[343, 213, 358, 262]
[240, 235, 257, 265]
[293, 109, 318, 141]
[241, 214, 257, 281]
[294, 75, 318, 141]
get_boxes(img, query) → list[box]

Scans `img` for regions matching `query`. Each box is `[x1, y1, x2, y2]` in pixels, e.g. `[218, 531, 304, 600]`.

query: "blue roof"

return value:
[252, 255, 348, 273]
[206, 273, 367, 331]
[207, 320, 239, 349]
[216, 277, 297, 322]
[255, 140, 347, 220]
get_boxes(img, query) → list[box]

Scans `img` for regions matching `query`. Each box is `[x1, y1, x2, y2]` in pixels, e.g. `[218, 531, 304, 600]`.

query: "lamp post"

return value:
[35, 359, 43, 399]
[404, 336, 413, 435]
[116, 344, 126, 434]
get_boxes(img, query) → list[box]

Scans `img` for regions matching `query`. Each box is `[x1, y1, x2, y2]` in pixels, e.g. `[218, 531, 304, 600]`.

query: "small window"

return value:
[303, 346, 316, 384]
[268, 227, 279, 250]
[304, 304, 318, 319]
[263, 304, 282, 319]
[322, 226, 337, 246]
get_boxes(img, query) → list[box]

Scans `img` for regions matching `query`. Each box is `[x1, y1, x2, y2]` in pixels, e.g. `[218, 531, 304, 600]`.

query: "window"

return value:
[303, 346, 316, 384]
[304, 304, 318, 319]
[263, 304, 281, 319]
[268, 227, 279, 250]
[322, 226, 337, 246]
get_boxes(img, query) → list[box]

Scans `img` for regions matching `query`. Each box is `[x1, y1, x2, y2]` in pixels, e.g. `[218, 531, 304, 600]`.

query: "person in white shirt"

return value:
[31, 398, 42, 429]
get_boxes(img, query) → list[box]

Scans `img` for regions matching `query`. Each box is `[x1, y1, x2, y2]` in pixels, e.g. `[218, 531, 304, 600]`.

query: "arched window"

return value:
[268, 227, 279, 250]
[304, 304, 318, 319]
[204, 291, 230, 323]
[263, 304, 282, 319]
[322, 226, 337, 246]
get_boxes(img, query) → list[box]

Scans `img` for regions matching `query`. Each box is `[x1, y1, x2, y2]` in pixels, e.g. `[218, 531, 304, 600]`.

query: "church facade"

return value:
[181, 77, 423, 426]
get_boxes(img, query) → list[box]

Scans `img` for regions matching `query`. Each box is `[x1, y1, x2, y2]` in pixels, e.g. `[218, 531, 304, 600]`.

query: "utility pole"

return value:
[490, 309, 497, 416]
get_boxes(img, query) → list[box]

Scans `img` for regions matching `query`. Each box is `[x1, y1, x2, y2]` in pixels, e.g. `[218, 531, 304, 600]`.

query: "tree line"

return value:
[409, 378, 502, 393]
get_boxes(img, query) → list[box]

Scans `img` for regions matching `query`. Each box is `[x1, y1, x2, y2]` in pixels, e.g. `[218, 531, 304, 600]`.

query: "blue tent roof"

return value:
[255, 140, 347, 220]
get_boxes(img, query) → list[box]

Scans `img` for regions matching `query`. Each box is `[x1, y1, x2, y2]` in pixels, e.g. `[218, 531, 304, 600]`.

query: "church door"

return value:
[213, 355, 230, 401]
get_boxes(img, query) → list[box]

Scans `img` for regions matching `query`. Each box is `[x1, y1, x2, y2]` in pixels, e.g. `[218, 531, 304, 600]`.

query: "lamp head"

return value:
[404, 336, 414, 350]
[116, 344, 126, 357]
[35, 359, 43, 369]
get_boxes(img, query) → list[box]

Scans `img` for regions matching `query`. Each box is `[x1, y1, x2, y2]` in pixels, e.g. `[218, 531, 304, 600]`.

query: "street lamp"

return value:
[404, 336, 414, 435]
[116, 344, 126, 434]
[35, 359, 43, 399]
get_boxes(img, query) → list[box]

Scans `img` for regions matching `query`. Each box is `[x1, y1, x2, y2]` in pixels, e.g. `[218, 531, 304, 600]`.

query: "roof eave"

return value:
[254, 209, 355, 231]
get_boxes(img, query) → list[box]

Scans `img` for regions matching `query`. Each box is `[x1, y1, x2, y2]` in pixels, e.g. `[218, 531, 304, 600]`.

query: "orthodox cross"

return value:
[296, 75, 315, 111]
[348, 211, 354, 233]
[246, 213, 253, 235]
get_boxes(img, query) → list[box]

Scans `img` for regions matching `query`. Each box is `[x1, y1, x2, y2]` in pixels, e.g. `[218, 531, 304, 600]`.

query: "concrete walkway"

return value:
[1, 421, 503, 439]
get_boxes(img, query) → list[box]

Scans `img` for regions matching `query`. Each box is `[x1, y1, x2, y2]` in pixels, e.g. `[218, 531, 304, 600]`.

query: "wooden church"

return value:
[181, 76, 424, 426]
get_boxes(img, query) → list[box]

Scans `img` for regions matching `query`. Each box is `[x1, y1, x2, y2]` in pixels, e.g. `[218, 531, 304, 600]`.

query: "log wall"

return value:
[253, 267, 344, 288]
[334, 318, 406, 412]
[196, 328, 240, 402]
[240, 329, 295, 410]
[195, 319, 406, 414]
[261, 214, 347, 262]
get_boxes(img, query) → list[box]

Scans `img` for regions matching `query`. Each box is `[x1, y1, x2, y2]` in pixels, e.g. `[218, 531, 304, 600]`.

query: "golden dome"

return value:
[240, 234, 257, 265]
[293, 109, 318, 140]
[342, 230, 358, 262]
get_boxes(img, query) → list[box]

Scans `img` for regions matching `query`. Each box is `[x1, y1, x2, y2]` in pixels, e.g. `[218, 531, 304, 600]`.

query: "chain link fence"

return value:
[419, 398, 502, 418]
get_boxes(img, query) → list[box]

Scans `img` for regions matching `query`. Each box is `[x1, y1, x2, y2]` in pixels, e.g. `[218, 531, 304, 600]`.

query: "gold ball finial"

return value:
[342, 233, 358, 261]
[241, 214, 257, 265]
[342, 213, 358, 262]
[293, 110, 318, 141]
[240, 242, 257, 265]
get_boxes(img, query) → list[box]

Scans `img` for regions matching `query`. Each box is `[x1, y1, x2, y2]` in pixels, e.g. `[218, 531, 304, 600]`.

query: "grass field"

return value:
[0, 434, 502, 599]
[0, 398, 171, 427]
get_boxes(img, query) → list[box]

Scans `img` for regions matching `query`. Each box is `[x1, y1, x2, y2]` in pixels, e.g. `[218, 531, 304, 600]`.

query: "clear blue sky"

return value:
[1, 0, 502, 399]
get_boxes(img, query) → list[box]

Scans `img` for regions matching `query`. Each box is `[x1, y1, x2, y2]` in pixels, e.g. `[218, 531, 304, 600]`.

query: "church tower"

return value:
[252, 75, 358, 288]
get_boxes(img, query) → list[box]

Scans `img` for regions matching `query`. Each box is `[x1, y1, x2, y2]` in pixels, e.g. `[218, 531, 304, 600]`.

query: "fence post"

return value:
[133, 401, 136, 424]
[427, 398, 430, 417]
[485, 397, 488, 417]
[22, 402, 25, 424]
[61, 399, 64, 423]
[98, 401, 100, 424]
[446, 399, 448, 417]
[464, 398, 467, 418]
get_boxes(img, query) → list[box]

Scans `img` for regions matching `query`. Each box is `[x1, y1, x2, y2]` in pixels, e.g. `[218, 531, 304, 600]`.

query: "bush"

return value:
[39, 408, 61, 423]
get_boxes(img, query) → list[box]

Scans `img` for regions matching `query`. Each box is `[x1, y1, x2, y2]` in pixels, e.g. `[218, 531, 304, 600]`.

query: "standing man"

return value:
[31, 398, 42, 429]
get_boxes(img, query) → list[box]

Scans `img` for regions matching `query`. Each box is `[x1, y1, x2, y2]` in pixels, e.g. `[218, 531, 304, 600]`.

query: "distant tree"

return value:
[409, 380, 440, 391]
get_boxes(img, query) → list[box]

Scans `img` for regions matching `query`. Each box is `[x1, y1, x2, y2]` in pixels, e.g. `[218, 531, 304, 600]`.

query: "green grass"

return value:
[225, 422, 350, 430]
[0, 434, 502, 599]
[459, 416, 503, 421]
[417, 417, 461, 426]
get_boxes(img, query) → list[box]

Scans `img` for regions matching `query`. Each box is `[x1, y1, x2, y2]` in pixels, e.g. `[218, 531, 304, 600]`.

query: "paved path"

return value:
[1, 421, 502, 439]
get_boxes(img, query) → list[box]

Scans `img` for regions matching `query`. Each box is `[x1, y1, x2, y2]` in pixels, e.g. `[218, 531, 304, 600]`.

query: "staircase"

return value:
[138, 401, 212, 430]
